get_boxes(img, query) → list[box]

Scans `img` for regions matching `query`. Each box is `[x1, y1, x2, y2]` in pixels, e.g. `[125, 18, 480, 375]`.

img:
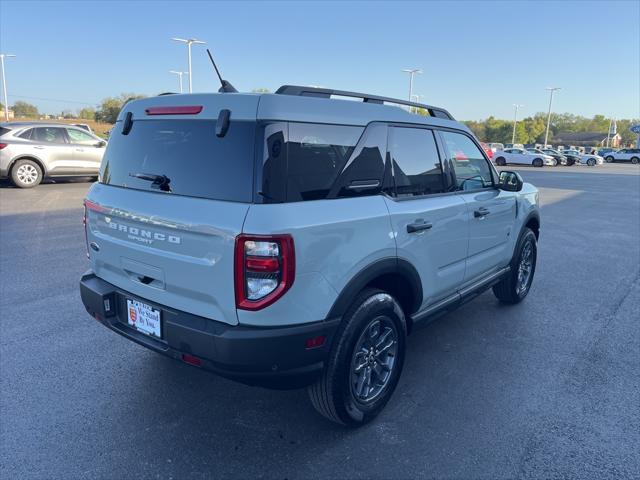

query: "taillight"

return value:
[82, 203, 89, 258]
[145, 106, 203, 115]
[235, 234, 295, 311]
[0, 143, 7, 150]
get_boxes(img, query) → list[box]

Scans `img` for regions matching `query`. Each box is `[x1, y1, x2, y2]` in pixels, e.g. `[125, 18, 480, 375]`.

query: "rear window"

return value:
[100, 119, 256, 202]
[0, 127, 11, 137]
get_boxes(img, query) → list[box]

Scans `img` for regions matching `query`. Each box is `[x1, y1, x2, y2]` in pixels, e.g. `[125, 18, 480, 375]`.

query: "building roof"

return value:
[554, 131, 620, 143]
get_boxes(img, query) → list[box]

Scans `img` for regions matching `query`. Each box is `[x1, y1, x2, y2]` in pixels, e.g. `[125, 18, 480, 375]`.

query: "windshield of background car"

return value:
[100, 119, 256, 202]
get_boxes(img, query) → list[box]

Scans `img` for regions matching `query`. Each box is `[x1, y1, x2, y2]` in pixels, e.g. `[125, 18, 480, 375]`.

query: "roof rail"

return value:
[275, 85, 454, 120]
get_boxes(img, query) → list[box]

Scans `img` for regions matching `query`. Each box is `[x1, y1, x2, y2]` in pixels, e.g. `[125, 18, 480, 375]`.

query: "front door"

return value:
[66, 127, 104, 174]
[438, 130, 517, 284]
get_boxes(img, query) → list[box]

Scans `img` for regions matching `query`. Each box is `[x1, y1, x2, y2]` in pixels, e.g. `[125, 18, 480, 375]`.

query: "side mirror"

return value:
[95, 140, 107, 148]
[498, 170, 523, 192]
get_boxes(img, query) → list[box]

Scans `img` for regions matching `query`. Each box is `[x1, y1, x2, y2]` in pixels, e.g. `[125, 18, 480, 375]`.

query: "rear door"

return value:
[384, 126, 468, 308]
[66, 127, 104, 173]
[31, 127, 75, 174]
[438, 130, 516, 284]
[85, 105, 258, 326]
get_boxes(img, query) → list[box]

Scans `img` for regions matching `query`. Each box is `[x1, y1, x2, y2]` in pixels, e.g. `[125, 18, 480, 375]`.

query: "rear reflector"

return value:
[145, 106, 203, 115]
[181, 353, 202, 367]
[245, 256, 279, 272]
[305, 335, 326, 350]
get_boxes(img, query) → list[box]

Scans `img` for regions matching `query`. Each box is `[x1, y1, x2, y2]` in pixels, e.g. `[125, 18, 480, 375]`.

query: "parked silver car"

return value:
[0, 122, 106, 188]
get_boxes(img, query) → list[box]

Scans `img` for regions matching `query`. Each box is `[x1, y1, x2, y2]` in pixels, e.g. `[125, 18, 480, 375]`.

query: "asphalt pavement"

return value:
[1, 164, 639, 479]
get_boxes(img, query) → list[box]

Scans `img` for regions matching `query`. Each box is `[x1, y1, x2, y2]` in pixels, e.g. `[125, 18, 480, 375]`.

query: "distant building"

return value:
[553, 131, 621, 147]
[0, 108, 15, 120]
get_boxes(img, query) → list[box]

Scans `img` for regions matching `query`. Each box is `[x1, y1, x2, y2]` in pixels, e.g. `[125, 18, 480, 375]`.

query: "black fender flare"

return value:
[521, 210, 540, 240]
[326, 257, 423, 319]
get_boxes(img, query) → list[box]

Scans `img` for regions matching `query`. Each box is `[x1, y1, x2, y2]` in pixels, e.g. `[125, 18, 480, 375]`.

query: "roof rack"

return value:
[275, 85, 455, 120]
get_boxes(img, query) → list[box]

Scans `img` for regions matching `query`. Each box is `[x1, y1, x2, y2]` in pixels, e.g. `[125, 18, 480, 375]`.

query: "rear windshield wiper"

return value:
[129, 172, 172, 192]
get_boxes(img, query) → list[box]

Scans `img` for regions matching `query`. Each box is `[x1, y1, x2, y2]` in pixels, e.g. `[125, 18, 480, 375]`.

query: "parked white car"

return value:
[604, 148, 640, 164]
[493, 148, 555, 167]
[563, 149, 603, 166]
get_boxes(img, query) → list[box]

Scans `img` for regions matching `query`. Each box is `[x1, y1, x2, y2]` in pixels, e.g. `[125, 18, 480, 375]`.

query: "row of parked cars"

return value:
[480, 142, 640, 167]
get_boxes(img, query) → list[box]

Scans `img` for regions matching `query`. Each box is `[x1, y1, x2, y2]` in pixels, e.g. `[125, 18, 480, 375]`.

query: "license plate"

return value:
[126, 299, 162, 339]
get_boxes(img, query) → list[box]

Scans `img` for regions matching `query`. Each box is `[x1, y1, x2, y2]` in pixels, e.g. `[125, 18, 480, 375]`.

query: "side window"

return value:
[33, 127, 67, 144]
[388, 127, 445, 197]
[66, 128, 96, 144]
[18, 128, 34, 140]
[331, 123, 387, 198]
[285, 123, 363, 201]
[440, 131, 493, 191]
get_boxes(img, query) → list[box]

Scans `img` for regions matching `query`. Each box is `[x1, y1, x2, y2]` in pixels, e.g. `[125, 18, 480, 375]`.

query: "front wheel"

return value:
[605, 156, 614, 163]
[632, 157, 639, 165]
[532, 158, 543, 167]
[493, 228, 537, 304]
[587, 158, 596, 166]
[495, 157, 506, 166]
[307, 288, 407, 426]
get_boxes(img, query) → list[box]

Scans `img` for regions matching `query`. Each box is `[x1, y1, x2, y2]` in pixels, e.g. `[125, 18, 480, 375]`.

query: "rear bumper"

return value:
[79, 271, 340, 389]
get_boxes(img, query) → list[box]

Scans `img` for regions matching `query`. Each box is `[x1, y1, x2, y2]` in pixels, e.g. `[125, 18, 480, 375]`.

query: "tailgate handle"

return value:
[137, 275, 154, 285]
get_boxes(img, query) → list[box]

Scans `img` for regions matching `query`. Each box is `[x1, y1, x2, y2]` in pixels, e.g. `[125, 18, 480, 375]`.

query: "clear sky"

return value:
[0, 0, 638, 120]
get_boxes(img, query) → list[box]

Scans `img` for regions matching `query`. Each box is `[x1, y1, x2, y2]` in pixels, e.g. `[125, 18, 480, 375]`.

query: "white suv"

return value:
[79, 86, 540, 426]
[604, 148, 640, 164]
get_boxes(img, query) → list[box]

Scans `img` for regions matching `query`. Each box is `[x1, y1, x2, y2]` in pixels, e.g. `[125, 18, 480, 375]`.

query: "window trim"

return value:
[383, 124, 448, 202]
[435, 127, 498, 193]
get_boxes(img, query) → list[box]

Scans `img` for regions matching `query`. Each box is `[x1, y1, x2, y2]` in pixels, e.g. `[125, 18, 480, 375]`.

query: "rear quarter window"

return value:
[100, 119, 256, 202]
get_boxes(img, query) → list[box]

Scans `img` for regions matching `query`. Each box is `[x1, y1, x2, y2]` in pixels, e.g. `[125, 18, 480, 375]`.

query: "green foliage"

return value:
[12, 101, 39, 118]
[95, 93, 146, 124]
[251, 88, 271, 93]
[78, 107, 96, 120]
[464, 113, 639, 146]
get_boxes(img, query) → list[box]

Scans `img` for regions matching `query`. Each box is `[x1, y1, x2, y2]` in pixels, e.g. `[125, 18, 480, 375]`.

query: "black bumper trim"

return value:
[79, 271, 340, 389]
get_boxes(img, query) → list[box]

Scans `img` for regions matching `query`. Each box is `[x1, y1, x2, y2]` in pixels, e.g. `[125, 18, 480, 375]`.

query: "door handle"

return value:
[407, 221, 433, 233]
[75, 148, 84, 152]
[474, 207, 490, 218]
[34, 146, 45, 149]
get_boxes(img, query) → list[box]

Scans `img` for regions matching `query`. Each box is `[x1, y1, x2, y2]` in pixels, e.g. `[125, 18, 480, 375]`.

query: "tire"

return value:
[632, 157, 639, 165]
[567, 158, 576, 166]
[532, 158, 543, 167]
[10, 159, 43, 188]
[605, 156, 614, 163]
[552, 158, 558, 166]
[495, 157, 506, 166]
[587, 158, 596, 166]
[307, 288, 407, 426]
[493, 228, 537, 304]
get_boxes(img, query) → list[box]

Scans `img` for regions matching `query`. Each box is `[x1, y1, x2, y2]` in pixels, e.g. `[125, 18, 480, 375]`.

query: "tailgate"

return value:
[85, 183, 248, 325]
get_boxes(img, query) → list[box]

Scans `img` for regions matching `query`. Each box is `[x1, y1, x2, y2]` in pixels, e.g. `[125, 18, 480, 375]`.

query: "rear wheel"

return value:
[495, 157, 506, 166]
[493, 228, 537, 304]
[587, 158, 596, 166]
[567, 158, 576, 166]
[605, 155, 614, 163]
[632, 157, 639, 165]
[11, 159, 43, 188]
[307, 288, 407, 426]
[532, 158, 543, 167]
[552, 158, 558, 166]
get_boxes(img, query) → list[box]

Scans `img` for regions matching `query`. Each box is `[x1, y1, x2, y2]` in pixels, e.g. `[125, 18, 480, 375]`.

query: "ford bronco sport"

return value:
[80, 86, 540, 426]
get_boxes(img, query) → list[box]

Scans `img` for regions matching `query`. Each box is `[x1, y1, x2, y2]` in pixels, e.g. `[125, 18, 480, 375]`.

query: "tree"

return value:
[12, 101, 39, 118]
[78, 107, 96, 120]
[251, 88, 271, 93]
[95, 93, 146, 124]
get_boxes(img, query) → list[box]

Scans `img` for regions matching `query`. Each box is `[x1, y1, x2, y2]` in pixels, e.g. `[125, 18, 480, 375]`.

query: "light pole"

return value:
[171, 38, 206, 93]
[512, 104, 524, 144]
[544, 87, 561, 147]
[0, 53, 16, 122]
[402, 68, 422, 103]
[169, 70, 189, 93]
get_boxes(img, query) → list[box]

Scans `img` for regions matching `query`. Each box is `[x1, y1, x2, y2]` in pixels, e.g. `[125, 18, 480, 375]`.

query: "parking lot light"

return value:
[402, 68, 422, 104]
[0, 53, 17, 122]
[512, 104, 524, 144]
[171, 38, 206, 93]
[544, 87, 561, 148]
[169, 70, 189, 93]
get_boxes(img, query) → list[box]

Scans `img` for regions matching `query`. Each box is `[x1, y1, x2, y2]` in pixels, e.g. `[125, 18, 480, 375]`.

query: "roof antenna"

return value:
[206, 49, 238, 93]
